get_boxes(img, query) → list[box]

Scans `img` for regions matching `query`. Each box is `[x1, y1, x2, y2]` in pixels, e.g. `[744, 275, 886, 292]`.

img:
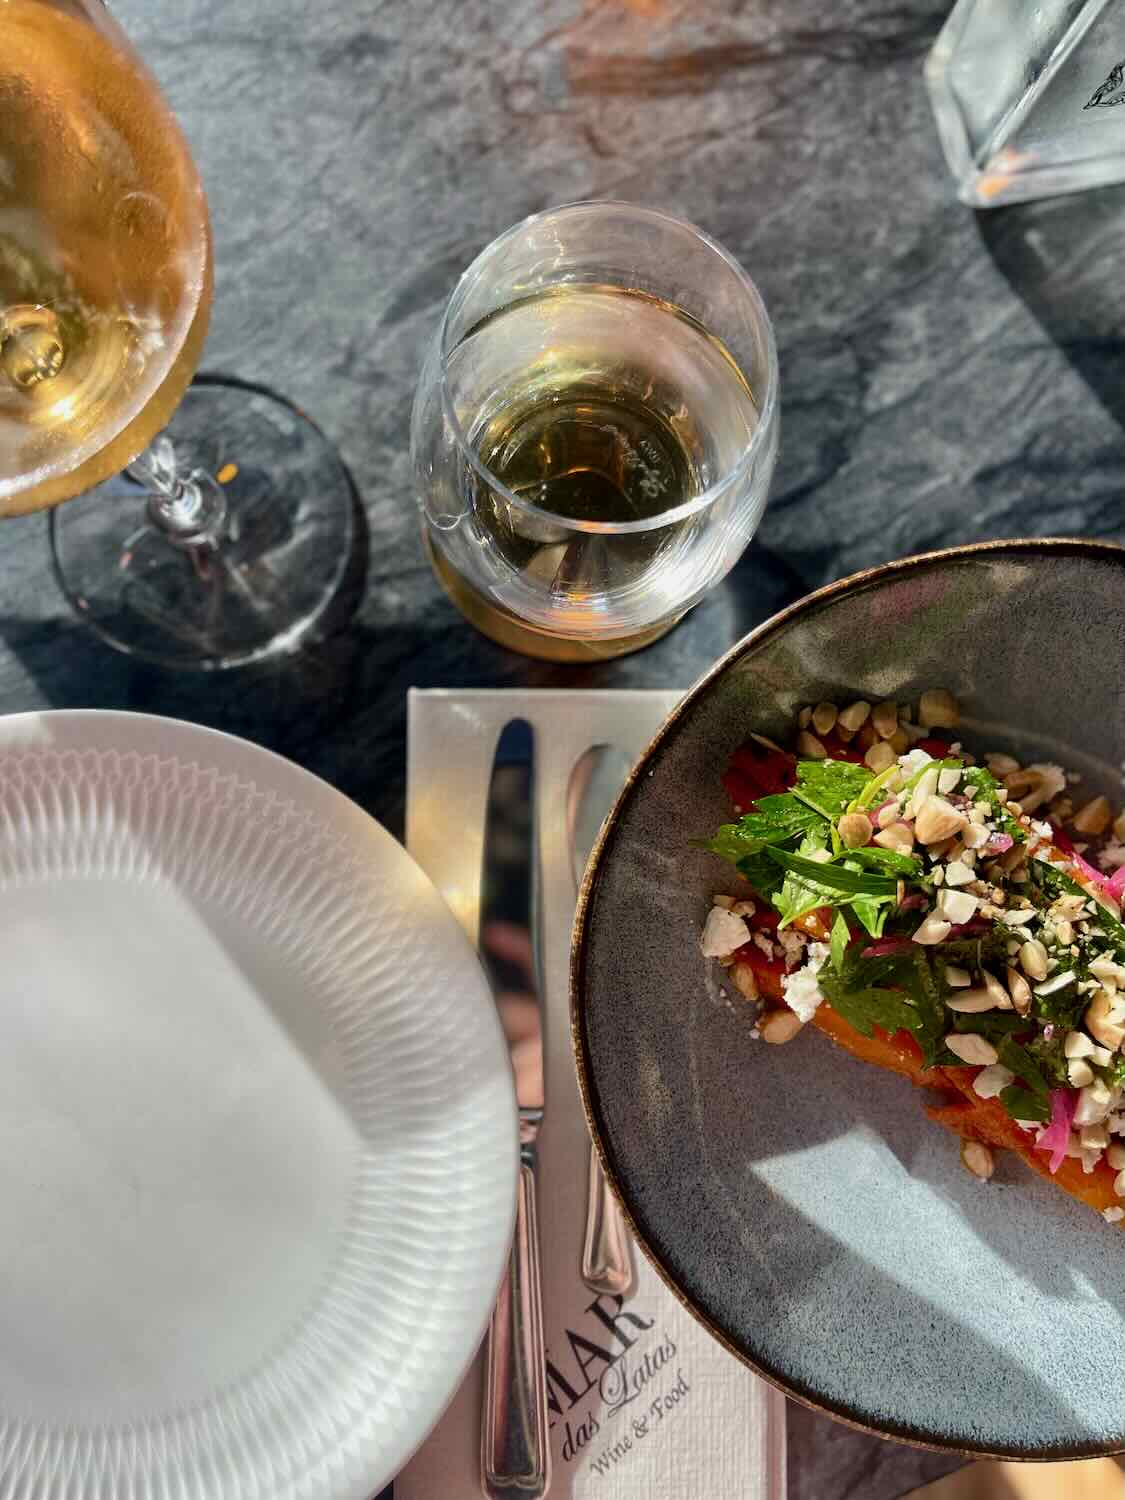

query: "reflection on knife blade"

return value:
[480, 717, 544, 1123]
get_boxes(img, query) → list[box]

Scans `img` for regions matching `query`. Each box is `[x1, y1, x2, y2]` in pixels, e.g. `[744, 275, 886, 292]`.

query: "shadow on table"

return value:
[975, 185, 1125, 435]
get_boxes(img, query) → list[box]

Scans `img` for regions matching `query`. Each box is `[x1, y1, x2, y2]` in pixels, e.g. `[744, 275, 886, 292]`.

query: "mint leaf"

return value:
[707, 800, 824, 864]
[905, 948, 949, 1067]
[951, 1012, 1032, 1039]
[830, 911, 850, 972]
[999, 1085, 1050, 1123]
[772, 830, 834, 927]
[735, 849, 785, 898]
[793, 759, 872, 819]
[818, 984, 920, 1040]
[997, 1036, 1049, 1099]
[851, 893, 892, 938]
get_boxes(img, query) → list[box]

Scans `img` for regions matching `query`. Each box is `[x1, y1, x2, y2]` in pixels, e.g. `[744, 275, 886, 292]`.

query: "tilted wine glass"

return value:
[0, 0, 354, 668]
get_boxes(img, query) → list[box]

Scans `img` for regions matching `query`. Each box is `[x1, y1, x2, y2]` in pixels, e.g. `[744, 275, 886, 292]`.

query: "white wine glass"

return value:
[411, 201, 779, 662]
[0, 0, 354, 668]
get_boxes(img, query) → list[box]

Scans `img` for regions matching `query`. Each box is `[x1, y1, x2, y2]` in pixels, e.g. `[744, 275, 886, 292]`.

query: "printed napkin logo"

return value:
[1084, 58, 1125, 108]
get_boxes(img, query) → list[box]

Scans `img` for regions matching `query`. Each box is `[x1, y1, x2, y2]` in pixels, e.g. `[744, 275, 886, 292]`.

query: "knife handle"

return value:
[482, 1157, 551, 1500]
[581, 1141, 635, 1299]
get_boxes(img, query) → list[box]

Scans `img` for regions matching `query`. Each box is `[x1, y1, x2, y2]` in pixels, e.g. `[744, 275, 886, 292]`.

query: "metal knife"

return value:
[479, 718, 551, 1500]
[567, 744, 636, 1300]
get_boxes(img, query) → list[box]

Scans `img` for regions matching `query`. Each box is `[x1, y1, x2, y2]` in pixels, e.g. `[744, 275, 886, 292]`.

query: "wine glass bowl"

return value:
[0, 0, 355, 669]
[412, 201, 779, 662]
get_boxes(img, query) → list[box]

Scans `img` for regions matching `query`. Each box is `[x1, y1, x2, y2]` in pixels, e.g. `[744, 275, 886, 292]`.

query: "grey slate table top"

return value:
[4, 1, 1124, 1496]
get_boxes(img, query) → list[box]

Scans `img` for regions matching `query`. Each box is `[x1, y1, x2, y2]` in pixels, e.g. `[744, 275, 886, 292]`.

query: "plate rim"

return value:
[570, 535, 1125, 1461]
[0, 706, 519, 1496]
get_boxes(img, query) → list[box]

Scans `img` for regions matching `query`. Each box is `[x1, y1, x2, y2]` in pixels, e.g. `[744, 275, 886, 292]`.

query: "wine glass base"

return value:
[49, 380, 355, 670]
[425, 533, 684, 662]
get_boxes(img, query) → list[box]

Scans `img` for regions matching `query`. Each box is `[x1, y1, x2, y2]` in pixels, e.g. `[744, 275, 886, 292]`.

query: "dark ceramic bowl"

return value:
[572, 538, 1125, 1459]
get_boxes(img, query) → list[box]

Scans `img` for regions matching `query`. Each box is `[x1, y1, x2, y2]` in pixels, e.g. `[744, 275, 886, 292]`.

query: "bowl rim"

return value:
[570, 534, 1125, 1461]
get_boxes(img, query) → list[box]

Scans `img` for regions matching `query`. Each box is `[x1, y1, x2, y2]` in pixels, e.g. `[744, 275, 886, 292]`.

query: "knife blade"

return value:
[479, 718, 550, 1500]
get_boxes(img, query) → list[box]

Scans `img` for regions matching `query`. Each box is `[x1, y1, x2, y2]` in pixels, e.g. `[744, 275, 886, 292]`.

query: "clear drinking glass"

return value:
[1, 0, 353, 668]
[926, 0, 1125, 206]
[411, 202, 779, 662]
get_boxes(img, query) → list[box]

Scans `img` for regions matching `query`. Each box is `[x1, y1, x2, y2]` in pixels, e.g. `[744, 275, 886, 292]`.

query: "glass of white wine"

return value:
[0, 0, 354, 668]
[412, 201, 779, 662]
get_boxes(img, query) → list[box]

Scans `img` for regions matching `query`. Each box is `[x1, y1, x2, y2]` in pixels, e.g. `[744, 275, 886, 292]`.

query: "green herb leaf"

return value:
[851, 893, 892, 938]
[1033, 861, 1125, 953]
[735, 849, 785, 898]
[771, 829, 834, 927]
[793, 759, 872, 820]
[766, 848, 900, 896]
[905, 948, 950, 1067]
[830, 911, 850, 973]
[999, 1085, 1050, 1123]
[950, 1012, 1033, 1039]
[997, 1036, 1049, 1099]
[845, 845, 923, 876]
[818, 984, 920, 1040]
[707, 801, 825, 866]
[1026, 1033, 1072, 1089]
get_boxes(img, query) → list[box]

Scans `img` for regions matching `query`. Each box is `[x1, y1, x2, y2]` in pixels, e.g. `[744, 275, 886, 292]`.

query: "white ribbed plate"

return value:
[0, 710, 517, 1500]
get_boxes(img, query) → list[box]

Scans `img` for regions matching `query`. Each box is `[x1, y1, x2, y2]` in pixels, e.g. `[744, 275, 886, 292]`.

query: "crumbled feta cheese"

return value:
[912, 913, 953, 945]
[962, 823, 989, 848]
[1028, 763, 1068, 802]
[937, 887, 978, 925]
[1073, 1080, 1118, 1127]
[944, 860, 974, 887]
[1034, 971, 1075, 998]
[945, 964, 971, 987]
[972, 1064, 1015, 1099]
[781, 941, 830, 1023]
[700, 906, 750, 958]
[898, 748, 933, 778]
[938, 768, 961, 794]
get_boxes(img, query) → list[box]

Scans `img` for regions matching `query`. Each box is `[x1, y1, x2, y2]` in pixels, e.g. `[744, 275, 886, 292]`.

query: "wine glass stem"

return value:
[128, 435, 227, 548]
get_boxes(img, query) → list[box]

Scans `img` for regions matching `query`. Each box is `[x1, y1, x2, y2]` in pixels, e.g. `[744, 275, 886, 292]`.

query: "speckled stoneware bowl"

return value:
[572, 538, 1125, 1459]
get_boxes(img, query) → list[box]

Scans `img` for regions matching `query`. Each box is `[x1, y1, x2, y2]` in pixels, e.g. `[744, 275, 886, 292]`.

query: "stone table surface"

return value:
[4, 0, 1124, 1496]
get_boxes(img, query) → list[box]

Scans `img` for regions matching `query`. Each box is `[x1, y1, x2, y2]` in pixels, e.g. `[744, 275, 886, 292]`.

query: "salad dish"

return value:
[702, 689, 1125, 1227]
